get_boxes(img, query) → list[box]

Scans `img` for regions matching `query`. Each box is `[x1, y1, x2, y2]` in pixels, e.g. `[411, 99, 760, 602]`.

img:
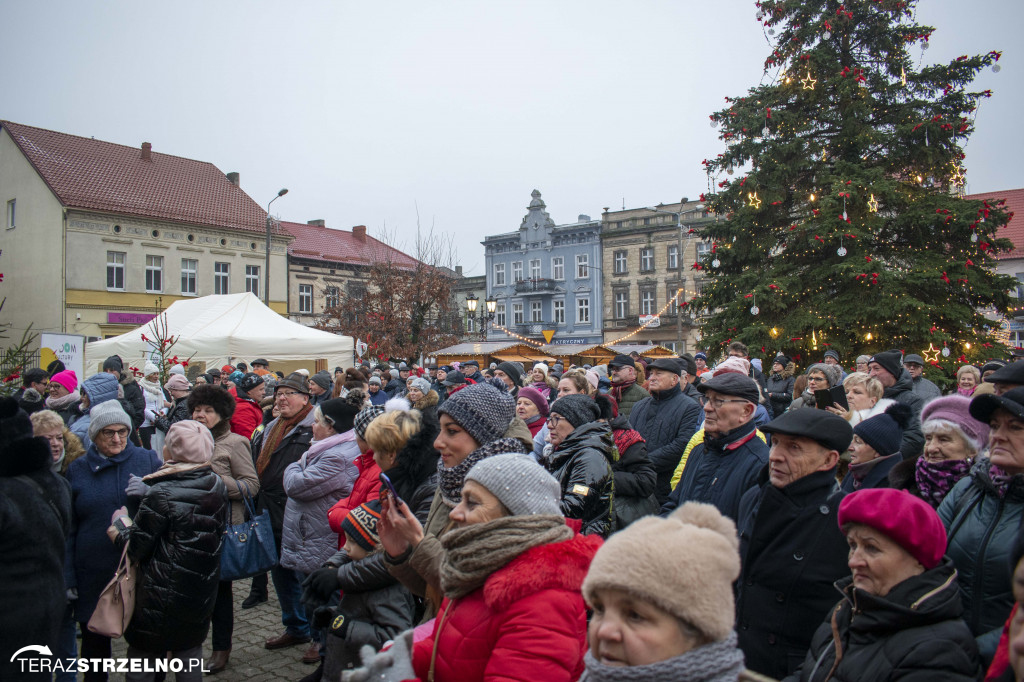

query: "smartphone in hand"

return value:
[380, 473, 404, 507]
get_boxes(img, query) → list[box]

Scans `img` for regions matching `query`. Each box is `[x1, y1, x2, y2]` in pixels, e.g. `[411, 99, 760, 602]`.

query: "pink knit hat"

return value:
[163, 420, 214, 464]
[713, 356, 750, 377]
[50, 370, 78, 393]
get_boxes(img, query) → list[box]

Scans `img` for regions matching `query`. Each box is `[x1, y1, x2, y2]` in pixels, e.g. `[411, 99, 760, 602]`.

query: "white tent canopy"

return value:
[84, 293, 353, 377]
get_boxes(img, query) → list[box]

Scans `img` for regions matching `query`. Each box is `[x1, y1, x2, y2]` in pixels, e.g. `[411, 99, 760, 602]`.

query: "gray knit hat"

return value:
[88, 400, 133, 440]
[465, 453, 561, 517]
[438, 382, 515, 446]
[354, 404, 385, 439]
[311, 370, 333, 391]
[409, 377, 431, 395]
[549, 394, 600, 429]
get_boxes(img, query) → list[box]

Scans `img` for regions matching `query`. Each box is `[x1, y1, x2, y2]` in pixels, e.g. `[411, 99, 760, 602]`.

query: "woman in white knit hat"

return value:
[138, 361, 165, 450]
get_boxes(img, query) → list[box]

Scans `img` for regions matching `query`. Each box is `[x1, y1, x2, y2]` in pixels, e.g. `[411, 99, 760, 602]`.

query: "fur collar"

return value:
[482, 531, 602, 611]
[414, 390, 439, 410]
[0, 437, 53, 477]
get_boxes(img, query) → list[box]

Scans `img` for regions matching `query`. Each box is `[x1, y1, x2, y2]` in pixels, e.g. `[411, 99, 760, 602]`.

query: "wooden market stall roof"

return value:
[606, 343, 678, 358]
[541, 343, 615, 364]
[429, 342, 555, 366]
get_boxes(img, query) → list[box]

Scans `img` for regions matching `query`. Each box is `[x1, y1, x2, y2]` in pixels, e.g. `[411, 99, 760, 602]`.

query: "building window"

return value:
[643, 217, 651, 226]
[494, 263, 506, 286]
[531, 301, 543, 323]
[667, 245, 679, 270]
[576, 254, 589, 279]
[245, 265, 260, 298]
[529, 259, 541, 280]
[466, 316, 476, 333]
[512, 261, 523, 282]
[641, 289, 655, 315]
[640, 248, 654, 272]
[577, 297, 590, 324]
[613, 250, 627, 274]
[106, 251, 126, 291]
[552, 256, 564, 280]
[615, 291, 629, 319]
[5, 199, 14, 229]
[298, 284, 313, 313]
[214, 262, 230, 295]
[145, 255, 163, 293]
[325, 286, 340, 309]
[513, 302, 524, 325]
[180, 259, 197, 295]
[668, 284, 681, 314]
[553, 300, 565, 325]
[696, 241, 712, 261]
[495, 303, 506, 327]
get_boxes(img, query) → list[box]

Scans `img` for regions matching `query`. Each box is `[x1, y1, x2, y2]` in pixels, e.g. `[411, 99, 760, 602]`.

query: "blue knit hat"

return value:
[82, 372, 120, 406]
[438, 382, 514, 446]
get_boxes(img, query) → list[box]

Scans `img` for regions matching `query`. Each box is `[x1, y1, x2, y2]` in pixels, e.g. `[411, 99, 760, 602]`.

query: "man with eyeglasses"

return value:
[659, 373, 769, 521]
[607, 354, 650, 421]
[733, 408, 854, 680]
[250, 372, 316, 652]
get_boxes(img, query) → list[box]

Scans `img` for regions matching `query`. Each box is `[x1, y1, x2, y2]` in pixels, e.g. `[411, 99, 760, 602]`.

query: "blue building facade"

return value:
[484, 190, 603, 345]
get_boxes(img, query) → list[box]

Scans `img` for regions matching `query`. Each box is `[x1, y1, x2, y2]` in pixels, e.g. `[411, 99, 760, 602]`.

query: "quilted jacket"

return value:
[327, 450, 382, 548]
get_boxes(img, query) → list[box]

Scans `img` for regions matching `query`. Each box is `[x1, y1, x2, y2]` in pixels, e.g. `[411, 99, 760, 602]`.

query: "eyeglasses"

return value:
[699, 396, 750, 409]
[276, 391, 303, 399]
[546, 415, 564, 428]
[807, 375, 828, 383]
[99, 428, 130, 440]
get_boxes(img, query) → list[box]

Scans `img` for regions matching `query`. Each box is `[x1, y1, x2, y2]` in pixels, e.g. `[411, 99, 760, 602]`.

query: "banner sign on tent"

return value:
[40, 333, 86, 379]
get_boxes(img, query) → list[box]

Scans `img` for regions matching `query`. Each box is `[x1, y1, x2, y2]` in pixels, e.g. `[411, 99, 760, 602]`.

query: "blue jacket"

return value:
[628, 384, 701, 504]
[368, 389, 388, 406]
[66, 442, 161, 621]
[659, 419, 768, 521]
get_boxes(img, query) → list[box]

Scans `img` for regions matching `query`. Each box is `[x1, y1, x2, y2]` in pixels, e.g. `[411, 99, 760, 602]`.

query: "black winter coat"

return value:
[736, 468, 850, 680]
[840, 453, 900, 493]
[154, 396, 191, 433]
[883, 372, 925, 459]
[628, 384, 701, 504]
[765, 372, 795, 418]
[0, 436, 72, 681]
[256, 410, 315, 545]
[784, 559, 982, 682]
[547, 420, 615, 537]
[608, 415, 658, 529]
[119, 372, 146, 432]
[124, 467, 228, 653]
[660, 420, 768, 521]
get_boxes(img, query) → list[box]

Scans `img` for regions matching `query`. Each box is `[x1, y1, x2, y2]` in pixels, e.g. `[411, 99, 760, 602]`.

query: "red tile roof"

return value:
[966, 188, 1024, 260]
[1, 120, 284, 235]
[282, 221, 421, 268]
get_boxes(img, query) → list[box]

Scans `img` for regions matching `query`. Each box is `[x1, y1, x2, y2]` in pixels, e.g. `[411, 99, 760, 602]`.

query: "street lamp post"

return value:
[265, 188, 289, 306]
[645, 201, 704, 352]
[466, 294, 497, 340]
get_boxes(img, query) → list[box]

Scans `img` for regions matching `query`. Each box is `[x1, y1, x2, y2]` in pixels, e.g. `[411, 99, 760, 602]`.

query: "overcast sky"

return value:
[3, 1, 1021, 275]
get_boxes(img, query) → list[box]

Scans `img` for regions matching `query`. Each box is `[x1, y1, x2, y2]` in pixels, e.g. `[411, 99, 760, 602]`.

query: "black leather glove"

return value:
[302, 567, 340, 605]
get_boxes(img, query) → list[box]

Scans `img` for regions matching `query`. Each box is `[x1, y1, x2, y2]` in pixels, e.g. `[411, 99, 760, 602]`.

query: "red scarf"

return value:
[613, 427, 644, 458]
[610, 378, 636, 405]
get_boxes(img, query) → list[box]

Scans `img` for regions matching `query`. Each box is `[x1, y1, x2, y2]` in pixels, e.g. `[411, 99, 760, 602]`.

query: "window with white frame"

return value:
[639, 248, 654, 272]
[641, 289, 655, 315]
[180, 258, 197, 295]
[495, 303, 506, 327]
[214, 262, 230, 295]
[576, 254, 589, 278]
[325, 286, 340, 309]
[553, 300, 565, 324]
[494, 263, 506, 286]
[5, 199, 14, 229]
[615, 291, 628, 319]
[512, 261, 523, 282]
[145, 255, 163, 293]
[696, 241, 712, 261]
[466, 316, 476, 333]
[577, 297, 590, 323]
[614, 250, 627, 274]
[106, 251, 125, 291]
[667, 244, 679, 270]
[245, 265, 260, 298]
[531, 301, 542, 322]
[298, 284, 313, 313]
[667, 284, 681, 314]
[552, 256, 564, 280]
[529, 259, 541, 280]
[513, 302, 524, 325]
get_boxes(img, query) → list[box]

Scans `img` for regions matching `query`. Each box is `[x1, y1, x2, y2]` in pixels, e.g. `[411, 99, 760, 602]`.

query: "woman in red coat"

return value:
[327, 403, 384, 548]
[383, 452, 602, 682]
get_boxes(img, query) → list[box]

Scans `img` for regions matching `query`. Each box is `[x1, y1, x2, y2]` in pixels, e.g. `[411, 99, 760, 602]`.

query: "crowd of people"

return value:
[4, 345, 1024, 681]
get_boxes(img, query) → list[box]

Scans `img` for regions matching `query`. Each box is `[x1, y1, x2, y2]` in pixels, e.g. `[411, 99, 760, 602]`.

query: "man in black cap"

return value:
[397, 362, 412, 384]
[440, 370, 467, 401]
[903, 353, 941, 401]
[867, 350, 924, 458]
[982, 361, 1024, 395]
[629, 358, 702, 504]
[251, 358, 271, 375]
[734, 409, 853, 680]
[207, 367, 223, 386]
[659, 373, 769, 520]
[607, 354, 650, 421]
[461, 359, 484, 384]
[679, 354, 704, 403]
[493, 362, 523, 397]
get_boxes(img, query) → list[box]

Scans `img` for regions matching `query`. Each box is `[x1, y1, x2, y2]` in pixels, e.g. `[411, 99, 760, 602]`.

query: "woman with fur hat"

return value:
[109, 420, 228, 680]
[185, 384, 261, 674]
[842, 403, 912, 492]
[785, 489, 982, 681]
[546, 394, 615, 537]
[580, 502, 761, 681]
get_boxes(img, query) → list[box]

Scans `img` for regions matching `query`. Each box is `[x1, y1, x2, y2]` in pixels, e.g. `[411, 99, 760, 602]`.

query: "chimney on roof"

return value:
[226, 172, 240, 187]
[578, 214, 591, 222]
[455, 265, 463, 276]
[353, 225, 367, 242]
[141, 142, 152, 161]
[307, 219, 326, 227]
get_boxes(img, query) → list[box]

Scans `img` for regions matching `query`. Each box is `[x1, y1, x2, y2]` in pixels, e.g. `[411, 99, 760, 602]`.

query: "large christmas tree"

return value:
[694, 0, 1015, 373]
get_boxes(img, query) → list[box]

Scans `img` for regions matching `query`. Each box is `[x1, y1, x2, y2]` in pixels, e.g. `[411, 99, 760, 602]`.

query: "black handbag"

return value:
[220, 481, 277, 581]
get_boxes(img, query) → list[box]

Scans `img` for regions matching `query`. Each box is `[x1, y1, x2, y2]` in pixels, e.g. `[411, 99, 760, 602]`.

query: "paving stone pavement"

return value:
[100, 577, 313, 681]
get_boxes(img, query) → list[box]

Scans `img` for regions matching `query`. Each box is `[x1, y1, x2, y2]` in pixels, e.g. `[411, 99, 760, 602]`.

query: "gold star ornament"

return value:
[801, 71, 817, 90]
[922, 343, 941, 363]
[748, 192, 762, 209]
[868, 194, 879, 212]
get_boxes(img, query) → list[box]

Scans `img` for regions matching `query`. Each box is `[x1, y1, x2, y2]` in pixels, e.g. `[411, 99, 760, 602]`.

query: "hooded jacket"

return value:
[327, 450, 382, 548]
[547, 421, 615, 537]
[784, 559, 982, 681]
[628, 383, 701, 504]
[231, 390, 264, 439]
[412, 531, 602, 682]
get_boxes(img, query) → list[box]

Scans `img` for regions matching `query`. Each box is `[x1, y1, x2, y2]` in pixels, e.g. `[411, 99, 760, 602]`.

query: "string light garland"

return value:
[607, 286, 698, 345]
[490, 325, 547, 349]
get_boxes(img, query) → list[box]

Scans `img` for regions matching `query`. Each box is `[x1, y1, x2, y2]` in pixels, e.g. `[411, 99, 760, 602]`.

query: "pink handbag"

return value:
[87, 542, 136, 638]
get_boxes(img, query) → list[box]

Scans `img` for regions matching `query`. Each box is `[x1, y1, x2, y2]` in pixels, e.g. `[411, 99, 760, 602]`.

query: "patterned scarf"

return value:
[915, 457, 973, 507]
[439, 514, 571, 599]
[255, 404, 312, 475]
[580, 632, 746, 682]
[46, 390, 80, 411]
[990, 463, 1017, 499]
[610, 378, 636, 405]
[613, 427, 644, 459]
[437, 437, 523, 508]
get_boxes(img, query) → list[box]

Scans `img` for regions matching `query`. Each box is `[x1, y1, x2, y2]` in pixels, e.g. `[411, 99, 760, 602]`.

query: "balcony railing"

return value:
[514, 278, 557, 293]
